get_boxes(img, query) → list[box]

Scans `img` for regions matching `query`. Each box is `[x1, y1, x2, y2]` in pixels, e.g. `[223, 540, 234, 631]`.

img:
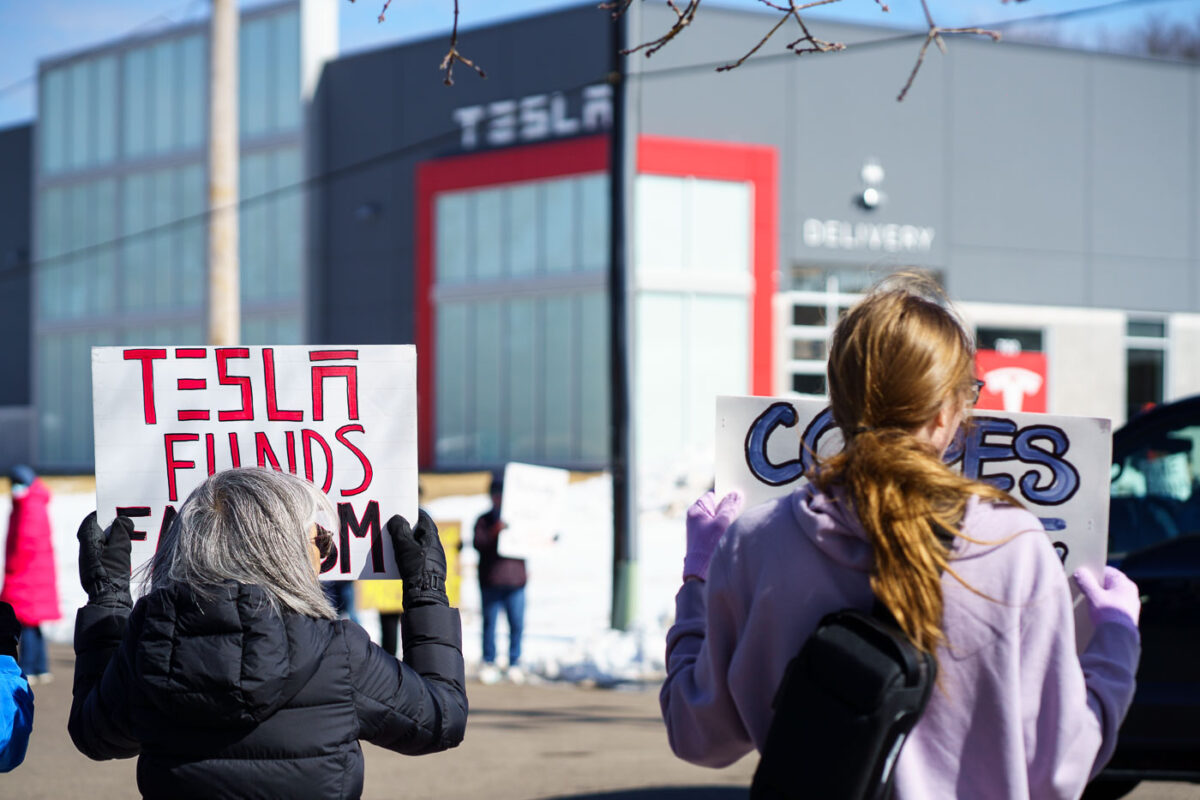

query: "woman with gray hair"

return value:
[68, 467, 466, 800]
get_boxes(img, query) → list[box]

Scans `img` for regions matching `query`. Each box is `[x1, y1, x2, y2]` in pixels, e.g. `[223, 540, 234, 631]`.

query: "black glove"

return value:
[0, 601, 18, 659]
[386, 510, 449, 608]
[77, 512, 135, 609]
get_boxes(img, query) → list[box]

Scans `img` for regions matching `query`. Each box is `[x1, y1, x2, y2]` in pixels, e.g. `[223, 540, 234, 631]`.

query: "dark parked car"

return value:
[1085, 396, 1200, 799]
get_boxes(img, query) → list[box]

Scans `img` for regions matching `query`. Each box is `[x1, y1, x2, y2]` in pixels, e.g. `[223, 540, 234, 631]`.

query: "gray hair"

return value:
[146, 467, 337, 619]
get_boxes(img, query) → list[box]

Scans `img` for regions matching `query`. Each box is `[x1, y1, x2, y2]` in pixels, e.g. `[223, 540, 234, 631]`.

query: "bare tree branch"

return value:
[896, 0, 1000, 100]
[439, 0, 487, 86]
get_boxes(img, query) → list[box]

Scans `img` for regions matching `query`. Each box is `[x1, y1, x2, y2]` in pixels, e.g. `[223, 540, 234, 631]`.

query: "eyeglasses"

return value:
[970, 378, 985, 406]
[312, 525, 334, 560]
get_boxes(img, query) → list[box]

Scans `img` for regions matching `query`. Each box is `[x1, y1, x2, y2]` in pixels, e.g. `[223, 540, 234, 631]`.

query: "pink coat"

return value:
[1, 479, 60, 625]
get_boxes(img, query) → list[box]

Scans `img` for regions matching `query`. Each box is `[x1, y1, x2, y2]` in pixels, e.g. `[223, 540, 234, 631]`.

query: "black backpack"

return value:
[749, 602, 937, 800]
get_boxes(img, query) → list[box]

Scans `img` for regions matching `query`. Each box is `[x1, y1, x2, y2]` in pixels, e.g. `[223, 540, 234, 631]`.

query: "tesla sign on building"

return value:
[976, 350, 1048, 414]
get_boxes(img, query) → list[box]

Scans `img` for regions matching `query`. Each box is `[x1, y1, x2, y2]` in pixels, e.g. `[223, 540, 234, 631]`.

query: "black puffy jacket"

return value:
[69, 581, 467, 799]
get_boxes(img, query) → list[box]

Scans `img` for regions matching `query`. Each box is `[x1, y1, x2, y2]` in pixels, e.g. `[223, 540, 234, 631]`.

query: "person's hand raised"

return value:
[77, 512, 135, 609]
[386, 511, 449, 608]
[1074, 566, 1141, 631]
[684, 490, 744, 582]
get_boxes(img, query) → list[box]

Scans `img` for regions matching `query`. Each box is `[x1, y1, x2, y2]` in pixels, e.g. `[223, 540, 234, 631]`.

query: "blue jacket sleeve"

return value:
[0, 655, 33, 772]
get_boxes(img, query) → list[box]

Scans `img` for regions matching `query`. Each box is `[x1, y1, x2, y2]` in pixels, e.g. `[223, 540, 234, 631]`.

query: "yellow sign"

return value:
[358, 520, 462, 611]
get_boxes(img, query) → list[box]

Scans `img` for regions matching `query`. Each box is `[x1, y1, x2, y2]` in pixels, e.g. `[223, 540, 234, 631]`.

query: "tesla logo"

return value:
[452, 84, 613, 150]
[976, 350, 1047, 414]
[984, 367, 1043, 412]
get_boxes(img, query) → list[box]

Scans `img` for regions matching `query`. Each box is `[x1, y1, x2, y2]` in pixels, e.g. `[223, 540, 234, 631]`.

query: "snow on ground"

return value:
[0, 475, 697, 687]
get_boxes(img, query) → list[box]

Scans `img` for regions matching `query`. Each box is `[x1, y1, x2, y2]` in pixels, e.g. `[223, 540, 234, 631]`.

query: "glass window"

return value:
[636, 293, 685, 470]
[689, 180, 750, 274]
[791, 305, 826, 326]
[436, 303, 470, 463]
[474, 188, 504, 280]
[542, 179, 576, 274]
[578, 292, 609, 463]
[94, 180, 118, 315]
[1110, 420, 1200, 558]
[180, 35, 205, 150]
[122, 173, 151, 312]
[241, 19, 270, 137]
[1128, 319, 1166, 339]
[69, 60, 92, 170]
[152, 41, 177, 154]
[152, 170, 177, 307]
[977, 327, 1044, 354]
[123, 47, 149, 159]
[543, 296, 574, 460]
[40, 68, 67, 173]
[274, 11, 300, 131]
[178, 164, 206, 310]
[37, 335, 66, 464]
[473, 300, 503, 462]
[506, 298, 537, 461]
[507, 184, 538, 278]
[792, 373, 827, 396]
[240, 153, 270, 301]
[274, 314, 302, 345]
[635, 176, 685, 273]
[792, 339, 826, 361]
[578, 174, 609, 272]
[274, 148, 303, 300]
[66, 184, 92, 319]
[1128, 349, 1164, 421]
[94, 57, 118, 164]
[435, 194, 469, 285]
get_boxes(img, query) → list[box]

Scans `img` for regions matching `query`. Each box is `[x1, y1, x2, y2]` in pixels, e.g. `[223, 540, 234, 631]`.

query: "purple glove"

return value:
[1073, 566, 1141, 630]
[684, 490, 744, 581]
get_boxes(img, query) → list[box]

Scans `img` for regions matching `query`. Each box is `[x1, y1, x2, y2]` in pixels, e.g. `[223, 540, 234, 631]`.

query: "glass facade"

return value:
[632, 175, 752, 479]
[33, 4, 306, 469]
[433, 174, 610, 468]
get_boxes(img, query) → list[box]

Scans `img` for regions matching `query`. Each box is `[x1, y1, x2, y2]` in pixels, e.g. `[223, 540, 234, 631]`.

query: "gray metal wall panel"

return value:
[1091, 253, 1194, 313]
[949, 247, 1087, 307]
[949, 43, 1088, 260]
[0, 125, 32, 407]
[1089, 58, 1192, 262]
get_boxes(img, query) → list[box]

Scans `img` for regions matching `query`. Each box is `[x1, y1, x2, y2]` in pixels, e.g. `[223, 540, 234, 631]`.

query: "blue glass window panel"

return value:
[152, 170, 176, 307]
[542, 296, 573, 460]
[241, 19, 270, 137]
[38, 335, 66, 464]
[274, 147, 302, 299]
[91, 180, 118, 316]
[178, 164, 206, 310]
[240, 153, 270, 301]
[123, 47, 149, 159]
[436, 303, 470, 463]
[152, 41, 177, 154]
[506, 298, 537, 462]
[474, 188, 504, 280]
[40, 69, 67, 173]
[69, 60, 92, 170]
[274, 314, 302, 345]
[507, 184, 538, 278]
[541, 179, 576, 274]
[94, 57, 118, 164]
[473, 300, 503, 462]
[180, 35, 205, 149]
[635, 176, 686, 273]
[38, 187, 64, 259]
[578, 174, 609, 272]
[435, 194, 469, 285]
[578, 291, 609, 463]
[274, 11, 300, 131]
[122, 173, 151, 312]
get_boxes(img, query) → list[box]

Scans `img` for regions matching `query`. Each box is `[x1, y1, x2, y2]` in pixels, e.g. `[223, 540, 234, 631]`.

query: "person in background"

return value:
[68, 467, 467, 799]
[474, 475, 526, 685]
[660, 273, 1141, 798]
[0, 600, 32, 772]
[1, 465, 60, 684]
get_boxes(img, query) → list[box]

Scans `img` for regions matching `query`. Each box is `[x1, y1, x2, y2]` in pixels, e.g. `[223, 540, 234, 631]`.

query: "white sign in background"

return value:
[715, 396, 1113, 648]
[497, 462, 570, 560]
[92, 345, 418, 580]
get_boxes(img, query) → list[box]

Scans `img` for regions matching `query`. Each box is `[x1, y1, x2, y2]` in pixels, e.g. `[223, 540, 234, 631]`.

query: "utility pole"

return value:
[608, 8, 636, 631]
[207, 0, 239, 346]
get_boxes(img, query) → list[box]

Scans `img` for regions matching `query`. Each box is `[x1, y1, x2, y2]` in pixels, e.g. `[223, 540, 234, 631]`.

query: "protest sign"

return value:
[358, 520, 463, 609]
[715, 395, 1112, 588]
[497, 462, 570, 559]
[92, 345, 418, 580]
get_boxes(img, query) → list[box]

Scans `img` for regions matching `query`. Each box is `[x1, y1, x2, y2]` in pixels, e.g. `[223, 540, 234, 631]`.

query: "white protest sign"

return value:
[92, 345, 418, 580]
[497, 462, 570, 559]
[715, 395, 1112, 585]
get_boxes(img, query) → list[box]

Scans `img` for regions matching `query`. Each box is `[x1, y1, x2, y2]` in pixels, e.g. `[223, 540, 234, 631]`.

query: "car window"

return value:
[1109, 423, 1200, 558]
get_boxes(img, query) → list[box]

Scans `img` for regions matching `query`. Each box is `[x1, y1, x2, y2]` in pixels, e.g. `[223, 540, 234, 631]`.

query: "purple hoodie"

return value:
[661, 483, 1140, 799]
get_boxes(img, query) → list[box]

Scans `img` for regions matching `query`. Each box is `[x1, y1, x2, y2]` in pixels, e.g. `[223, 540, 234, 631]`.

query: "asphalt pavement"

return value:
[5, 644, 1196, 799]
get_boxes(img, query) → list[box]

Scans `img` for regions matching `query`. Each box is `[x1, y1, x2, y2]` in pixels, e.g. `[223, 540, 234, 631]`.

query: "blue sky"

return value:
[1, 0, 1197, 129]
